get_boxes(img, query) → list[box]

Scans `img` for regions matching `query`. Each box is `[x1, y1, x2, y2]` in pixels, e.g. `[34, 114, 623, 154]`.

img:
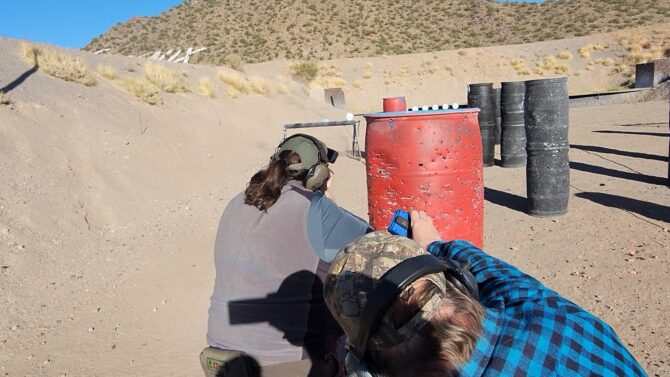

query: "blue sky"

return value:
[0, 0, 544, 49]
[0, 0, 182, 49]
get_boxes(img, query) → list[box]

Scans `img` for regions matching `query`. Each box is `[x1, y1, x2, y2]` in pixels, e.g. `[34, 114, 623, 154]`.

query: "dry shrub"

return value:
[0, 91, 10, 105]
[21, 44, 96, 86]
[224, 54, 244, 71]
[558, 51, 573, 60]
[249, 76, 272, 95]
[538, 55, 557, 70]
[196, 77, 216, 98]
[573, 71, 582, 76]
[97, 65, 118, 80]
[614, 64, 631, 75]
[555, 63, 570, 74]
[363, 72, 373, 80]
[533, 67, 545, 76]
[317, 77, 348, 88]
[578, 43, 605, 58]
[353, 80, 363, 89]
[364, 61, 374, 69]
[20, 43, 40, 64]
[602, 58, 614, 67]
[144, 63, 187, 93]
[217, 70, 250, 96]
[122, 77, 161, 105]
[289, 61, 319, 82]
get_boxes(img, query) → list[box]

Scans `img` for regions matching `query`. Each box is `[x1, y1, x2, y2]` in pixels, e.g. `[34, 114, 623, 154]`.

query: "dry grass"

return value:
[289, 61, 319, 82]
[196, 77, 216, 98]
[97, 65, 118, 80]
[555, 63, 570, 74]
[510, 58, 530, 75]
[144, 63, 187, 93]
[217, 70, 250, 96]
[538, 55, 558, 70]
[21, 44, 96, 86]
[558, 51, 573, 60]
[601, 58, 615, 67]
[353, 80, 363, 89]
[121, 77, 161, 105]
[614, 64, 631, 75]
[362, 72, 373, 80]
[249, 76, 272, 95]
[317, 77, 348, 88]
[578, 43, 605, 58]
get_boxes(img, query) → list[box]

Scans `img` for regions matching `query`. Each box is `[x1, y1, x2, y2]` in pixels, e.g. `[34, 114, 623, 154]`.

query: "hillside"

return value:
[83, 0, 670, 65]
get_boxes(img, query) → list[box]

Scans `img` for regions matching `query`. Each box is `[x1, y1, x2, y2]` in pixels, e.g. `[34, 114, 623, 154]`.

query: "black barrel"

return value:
[468, 83, 495, 167]
[494, 87, 501, 145]
[501, 81, 526, 168]
[524, 77, 570, 217]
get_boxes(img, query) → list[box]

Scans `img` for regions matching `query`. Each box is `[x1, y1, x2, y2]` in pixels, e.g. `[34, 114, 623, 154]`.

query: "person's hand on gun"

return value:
[409, 210, 442, 249]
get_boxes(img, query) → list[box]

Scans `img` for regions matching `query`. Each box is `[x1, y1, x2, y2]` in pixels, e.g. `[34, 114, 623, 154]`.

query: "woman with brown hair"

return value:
[206, 134, 371, 376]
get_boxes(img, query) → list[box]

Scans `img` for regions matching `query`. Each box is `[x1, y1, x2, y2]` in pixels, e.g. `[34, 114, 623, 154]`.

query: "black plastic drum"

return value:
[524, 77, 570, 216]
[468, 82, 495, 167]
[501, 81, 526, 168]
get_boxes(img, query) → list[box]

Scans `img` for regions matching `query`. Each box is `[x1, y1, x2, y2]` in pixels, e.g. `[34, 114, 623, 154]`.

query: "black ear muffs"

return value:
[345, 254, 479, 377]
[273, 133, 338, 191]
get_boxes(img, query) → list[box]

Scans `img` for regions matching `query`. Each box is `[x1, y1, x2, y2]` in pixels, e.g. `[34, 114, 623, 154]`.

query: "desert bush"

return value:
[249, 76, 271, 95]
[538, 55, 557, 70]
[0, 91, 10, 105]
[97, 65, 118, 80]
[22, 44, 96, 86]
[558, 51, 573, 60]
[289, 61, 319, 82]
[144, 63, 187, 93]
[555, 63, 570, 74]
[20, 43, 40, 64]
[353, 80, 363, 89]
[217, 70, 250, 96]
[122, 77, 161, 105]
[614, 64, 631, 75]
[601, 58, 614, 66]
[224, 54, 245, 71]
[196, 77, 216, 98]
[362, 72, 373, 80]
[578, 43, 605, 58]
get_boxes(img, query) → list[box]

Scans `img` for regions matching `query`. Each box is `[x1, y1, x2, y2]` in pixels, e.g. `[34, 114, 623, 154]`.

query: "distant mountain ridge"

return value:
[84, 0, 670, 65]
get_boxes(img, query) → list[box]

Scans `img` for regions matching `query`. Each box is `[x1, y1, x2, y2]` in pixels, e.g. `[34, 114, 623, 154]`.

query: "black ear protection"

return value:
[271, 133, 339, 191]
[345, 254, 479, 377]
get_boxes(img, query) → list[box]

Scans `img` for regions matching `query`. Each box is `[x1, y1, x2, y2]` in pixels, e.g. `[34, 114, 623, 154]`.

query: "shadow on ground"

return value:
[593, 130, 669, 137]
[484, 187, 526, 213]
[575, 192, 670, 223]
[569, 161, 667, 185]
[570, 144, 668, 162]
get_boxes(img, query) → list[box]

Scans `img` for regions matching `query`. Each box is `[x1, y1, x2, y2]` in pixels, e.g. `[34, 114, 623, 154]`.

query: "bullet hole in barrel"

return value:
[419, 163, 424, 167]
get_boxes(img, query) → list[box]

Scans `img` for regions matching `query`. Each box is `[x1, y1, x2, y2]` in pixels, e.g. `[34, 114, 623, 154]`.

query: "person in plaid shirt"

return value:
[324, 210, 646, 376]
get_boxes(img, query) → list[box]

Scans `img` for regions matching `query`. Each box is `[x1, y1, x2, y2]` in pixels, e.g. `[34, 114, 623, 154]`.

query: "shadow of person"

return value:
[228, 270, 343, 377]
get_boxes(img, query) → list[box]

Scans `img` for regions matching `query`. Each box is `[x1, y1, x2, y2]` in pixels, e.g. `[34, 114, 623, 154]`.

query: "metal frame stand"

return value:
[283, 120, 361, 159]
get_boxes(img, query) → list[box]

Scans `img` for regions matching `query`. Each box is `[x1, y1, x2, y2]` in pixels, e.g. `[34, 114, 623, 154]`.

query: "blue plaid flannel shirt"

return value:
[427, 240, 647, 377]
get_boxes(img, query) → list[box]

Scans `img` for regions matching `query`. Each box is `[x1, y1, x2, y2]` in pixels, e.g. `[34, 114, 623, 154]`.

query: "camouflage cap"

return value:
[323, 231, 447, 351]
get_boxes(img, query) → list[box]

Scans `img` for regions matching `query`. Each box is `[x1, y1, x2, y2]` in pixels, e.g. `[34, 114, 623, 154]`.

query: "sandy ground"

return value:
[0, 30, 669, 377]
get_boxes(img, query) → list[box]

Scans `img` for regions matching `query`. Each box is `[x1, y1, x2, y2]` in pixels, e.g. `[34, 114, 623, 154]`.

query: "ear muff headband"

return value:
[272, 133, 330, 165]
[350, 254, 479, 361]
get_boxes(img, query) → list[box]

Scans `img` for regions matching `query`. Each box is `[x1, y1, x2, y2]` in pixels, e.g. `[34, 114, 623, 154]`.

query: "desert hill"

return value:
[1, 22, 669, 376]
[83, 0, 670, 65]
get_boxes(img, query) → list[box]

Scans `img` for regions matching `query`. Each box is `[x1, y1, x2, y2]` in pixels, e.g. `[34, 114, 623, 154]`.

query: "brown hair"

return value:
[367, 278, 484, 377]
[244, 151, 307, 211]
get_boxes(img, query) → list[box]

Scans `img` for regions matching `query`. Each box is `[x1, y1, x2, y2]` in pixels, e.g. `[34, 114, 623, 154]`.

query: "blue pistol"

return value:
[387, 209, 411, 237]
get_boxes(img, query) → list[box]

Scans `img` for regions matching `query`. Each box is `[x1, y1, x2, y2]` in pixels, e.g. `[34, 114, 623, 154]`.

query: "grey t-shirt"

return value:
[307, 193, 372, 262]
[207, 181, 371, 365]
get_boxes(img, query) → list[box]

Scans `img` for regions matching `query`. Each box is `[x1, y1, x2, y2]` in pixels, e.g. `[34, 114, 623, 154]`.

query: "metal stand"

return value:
[283, 120, 361, 159]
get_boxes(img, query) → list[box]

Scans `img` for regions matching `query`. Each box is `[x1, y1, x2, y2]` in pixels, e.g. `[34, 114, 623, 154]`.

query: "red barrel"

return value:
[364, 107, 484, 248]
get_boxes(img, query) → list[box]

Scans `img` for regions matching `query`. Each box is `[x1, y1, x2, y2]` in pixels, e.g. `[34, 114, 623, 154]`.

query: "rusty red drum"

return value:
[364, 106, 485, 248]
[383, 96, 407, 112]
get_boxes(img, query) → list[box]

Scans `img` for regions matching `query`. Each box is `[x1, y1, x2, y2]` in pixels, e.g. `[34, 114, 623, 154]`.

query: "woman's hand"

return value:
[409, 210, 442, 249]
